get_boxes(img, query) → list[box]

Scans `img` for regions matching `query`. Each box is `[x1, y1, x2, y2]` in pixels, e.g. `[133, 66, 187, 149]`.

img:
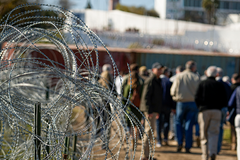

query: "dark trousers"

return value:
[156, 108, 171, 143]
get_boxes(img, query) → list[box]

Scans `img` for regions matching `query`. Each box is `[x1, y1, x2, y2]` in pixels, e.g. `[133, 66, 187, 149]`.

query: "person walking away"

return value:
[228, 73, 240, 151]
[169, 65, 184, 140]
[170, 60, 200, 153]
[169, 65, 184, 83]
[229, 85, 240, 160]
[195, 66, 227, 160]
[215, 67, 232, 154]
[140, 62, 163, 160]
[156, 67, 175, 147]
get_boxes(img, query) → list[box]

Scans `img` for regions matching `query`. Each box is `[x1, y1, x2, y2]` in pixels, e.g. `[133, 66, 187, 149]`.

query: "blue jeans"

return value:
[176, 102, 198, 149]
[156, 108, 171, 144]
[195, 113, 200, 137]
[217, 107, 228, 153]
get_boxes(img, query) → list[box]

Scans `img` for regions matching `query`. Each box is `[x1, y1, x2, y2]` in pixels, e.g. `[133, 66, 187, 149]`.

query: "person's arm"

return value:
[145, 80, 153, 114]
[170, 78, 179, 100]
[228, 90, 236, 108]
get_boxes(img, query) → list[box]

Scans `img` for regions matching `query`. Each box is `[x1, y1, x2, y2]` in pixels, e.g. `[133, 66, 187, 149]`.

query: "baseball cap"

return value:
[152, 62, 162, 69]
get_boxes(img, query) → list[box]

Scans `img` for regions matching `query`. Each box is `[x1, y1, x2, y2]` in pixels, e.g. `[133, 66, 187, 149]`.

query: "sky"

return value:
[43, 0, 155, 11]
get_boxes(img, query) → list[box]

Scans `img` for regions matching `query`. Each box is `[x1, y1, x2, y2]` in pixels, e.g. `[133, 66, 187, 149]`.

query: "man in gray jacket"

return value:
[170, 60, 200, 153]
[140, 62, 163, 160]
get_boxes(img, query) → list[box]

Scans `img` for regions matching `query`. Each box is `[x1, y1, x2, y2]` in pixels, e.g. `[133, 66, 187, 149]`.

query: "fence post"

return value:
[63, 137, 70, 159]
[72, 135, 77, 160]
[35, 102, 41, 160]
[46, 86, 50, 155]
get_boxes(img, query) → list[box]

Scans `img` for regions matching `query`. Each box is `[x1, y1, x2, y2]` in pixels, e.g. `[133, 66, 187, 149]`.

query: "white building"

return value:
[154, 0, 185, 19]
[108, 0, 119, 10]
[154, 0, 240, 25]
[66, 9, 240, 54]
[70, 9, 217, 35]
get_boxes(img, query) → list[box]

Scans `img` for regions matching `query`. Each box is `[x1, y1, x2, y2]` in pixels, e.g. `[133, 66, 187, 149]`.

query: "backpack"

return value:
[130, 88, 141, 107]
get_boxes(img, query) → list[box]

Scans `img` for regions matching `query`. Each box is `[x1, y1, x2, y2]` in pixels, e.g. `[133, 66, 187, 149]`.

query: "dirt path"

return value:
[150, 140, 237, 160]
[71, 107, 237, 160]
[121, 139, 237, 160]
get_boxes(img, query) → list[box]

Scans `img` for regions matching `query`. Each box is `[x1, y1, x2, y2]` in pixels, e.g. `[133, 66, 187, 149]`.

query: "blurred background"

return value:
[1, 0, 240, 76]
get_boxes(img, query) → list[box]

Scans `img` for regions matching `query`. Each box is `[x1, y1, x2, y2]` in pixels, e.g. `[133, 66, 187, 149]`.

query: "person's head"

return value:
[162, 67, 170, 78]
[204, 70, 207, 76]
[216, 67, 223, 78]
[176, 65, 184, 74]
[231, 73, 240, 84]
[185, 60, 197, 72]
[102, 64, 112, 73]
[130, 63, 139, 72]
[128, 71, 138, 89]
[223, 76, 230, 83]
[139, 66, 148, 76]
[152, 62, 162, 77]
[206, 66, 217, 77]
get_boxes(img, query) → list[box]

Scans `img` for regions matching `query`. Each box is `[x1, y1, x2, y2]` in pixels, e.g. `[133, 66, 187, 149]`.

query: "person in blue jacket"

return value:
[229, 86, 240, 160]
[156, 67, 175, 147]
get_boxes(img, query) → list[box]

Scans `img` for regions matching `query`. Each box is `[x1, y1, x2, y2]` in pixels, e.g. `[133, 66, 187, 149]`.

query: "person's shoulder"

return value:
[216, 80, 226, 88]
[123, 74, 129, 80]
[144, 74, 154, 84]
[199, 78, 207, 83]
[236, 86, 240, 91]
[138, 75, 144, 83]
[174, 72, 184, 79]
[122, 74, 129, 83]
[169, 75, 175, 82]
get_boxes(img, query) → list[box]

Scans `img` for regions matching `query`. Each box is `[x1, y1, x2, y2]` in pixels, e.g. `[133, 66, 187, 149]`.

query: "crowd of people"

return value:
[99, 61, 240, 160]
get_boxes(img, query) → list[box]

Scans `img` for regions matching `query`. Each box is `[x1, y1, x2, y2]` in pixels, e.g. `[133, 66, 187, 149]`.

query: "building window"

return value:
[184, 0, 188, 7]
[219, 1, 224, 9]
[238, 3, 240, 10]
[223, 2, 229, 9]
[184, 0, 201, 7]
[230, 2, 235, 10]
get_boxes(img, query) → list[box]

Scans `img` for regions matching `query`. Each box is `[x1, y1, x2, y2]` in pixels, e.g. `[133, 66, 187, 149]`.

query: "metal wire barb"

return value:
[0, 3, 155, 160]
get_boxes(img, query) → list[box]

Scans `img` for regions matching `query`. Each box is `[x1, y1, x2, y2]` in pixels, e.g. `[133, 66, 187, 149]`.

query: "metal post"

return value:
[46, 86, 49, 100]
[72, 135, 77, 160]
[35, 102, 41, 160]
[46, 86, 50, 155]
[63, 137, 70, 159]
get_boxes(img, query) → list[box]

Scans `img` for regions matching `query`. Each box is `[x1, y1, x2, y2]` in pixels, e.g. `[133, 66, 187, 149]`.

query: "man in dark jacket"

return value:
[140, 62, 163, 160]
[195, 66, 228, 160]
